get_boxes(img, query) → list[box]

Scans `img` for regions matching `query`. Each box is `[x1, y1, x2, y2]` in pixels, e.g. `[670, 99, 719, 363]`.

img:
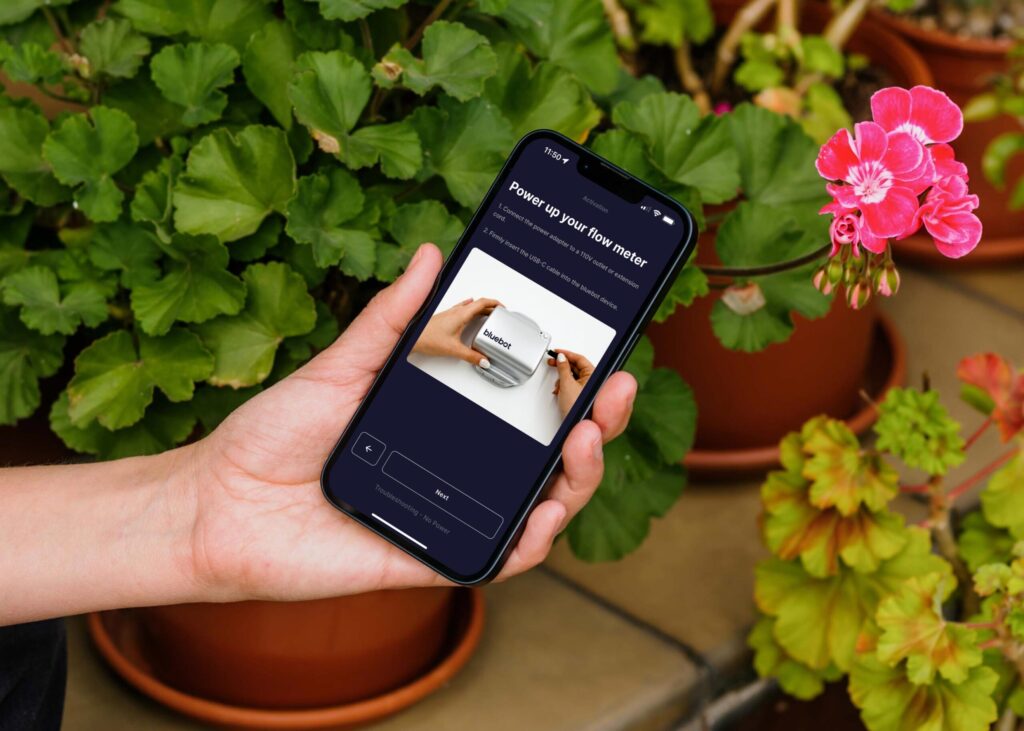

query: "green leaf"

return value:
[230, 216, 281, 261]
[42, 106, 139, 223]
[630, 368, 695, 463]
[79, 18, 151, 79]
[51, 391, 196, 460]
[801, 82, 854, 146]
[89, 219, 163, 289]
[151, 42, 240, 127]
[623, 335, 654, 387]
[113, 0, 273, 52]
[634, 0, 714, 47]
[0, 40, 64, 85]
[104, 73, 187, 145]
[849, 651, 998, 731]
[131, 155, 180, 241]
[285, 168, 376, 277]
[982, 132, 1024, 190]
[958, 511, 1014, 573]
[288, 50, 370, 146]
[566, 434, 686, 561]
[173, 124, 296, 242]
[2, 266, 107, 335]
[0, 106, 71, 206]
[981, 454, 1024, 538]
[194, 262, 316, 388]
[0, 0, 73, 26]
[874, 387, 966, 476]
[130, 234, 246, 335]
[67, 328, 213, 430]
[311, 0, 405, 21]
[652, 264, 708, 322]
[346, 120, 422, 179]
[613, 93, 739, 203]
[375, 21, 497, 102]
[500, 0, 619, 95]
[242, 20, 298, 129]
[412, 95, 514, 208]
[485, 49, 601, 142]
[735, 59, 784, 92]
[799, 35, 844, 78]
[375, 200, 462, 281]
[749, 615, 830, 700]
[0, 308, 64, 426]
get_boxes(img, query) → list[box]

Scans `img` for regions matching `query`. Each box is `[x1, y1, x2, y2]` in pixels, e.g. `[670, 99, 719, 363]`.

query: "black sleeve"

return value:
[0, 619, 66, 731]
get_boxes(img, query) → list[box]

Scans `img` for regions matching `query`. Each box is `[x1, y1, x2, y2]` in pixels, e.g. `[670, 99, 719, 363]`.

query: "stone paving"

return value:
[63, 262, 1024, 730]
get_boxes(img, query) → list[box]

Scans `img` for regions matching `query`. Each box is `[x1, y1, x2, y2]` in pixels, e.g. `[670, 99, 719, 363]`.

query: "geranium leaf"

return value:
[311, 0, 405, 22]
[2, 266, 108, 335]
[151, 42, 240, 127]
[981, 454, 1024, 538]
[613, 93, 739, 203]
[89, 219, 163, 289]
[131, 155, 181, 241]
[749, 615, 830, 700]
[42, 106, 139, 223]
[653, 265, 709, 323]
[634, 0, 713, 46]
[79, 18, 151, 79]
[375, 200, 462, 282]
[412, 95, 514, 208]
[566, 434, 686, 561]
[230, 216, 281, 262]
[288, 50, 370, 147]
[0, 0, 73, 26]
[130, 234, 246, 335]
[849, 650, 998, 731]
[286, 168, 376, 277]
[104, 73, 187, 145]
[0, 106, 71, 206]
[113, 0, 273, 51]
[242, 20, 298, 129]
[874, 387, 966, 476]
[485, 48, 600, 142]
[173, 125, 296, 242]
[50, 391, 196, 460]
[500, 0, 619, 95]
[194, 262, 316, 388]
[346, 120, 422, 179]
[629, 368, 695, 463]
[375, 21, 497, 102]
[0, 41, 64, 85]
[623, 335, 654, 387]
[958, 511, 1014, 572]
[0, 308, 64, 426]
[66, 328, 213, 430]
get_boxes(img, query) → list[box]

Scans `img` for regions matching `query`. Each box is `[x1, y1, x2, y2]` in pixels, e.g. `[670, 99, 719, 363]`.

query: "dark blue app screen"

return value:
[323, 136, 688, 579]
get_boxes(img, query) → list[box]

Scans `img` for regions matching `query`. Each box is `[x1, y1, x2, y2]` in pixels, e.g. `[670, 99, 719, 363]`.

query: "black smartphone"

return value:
[320, 129, 696, 585]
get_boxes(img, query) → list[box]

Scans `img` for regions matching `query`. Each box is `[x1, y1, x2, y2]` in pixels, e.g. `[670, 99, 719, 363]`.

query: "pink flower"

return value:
[829, 213, 859, 255]
[931, 143, 968, 180]
[870, 86, 963, 146]
[912, 175, 982, 258]
[713, 101, 733, 116]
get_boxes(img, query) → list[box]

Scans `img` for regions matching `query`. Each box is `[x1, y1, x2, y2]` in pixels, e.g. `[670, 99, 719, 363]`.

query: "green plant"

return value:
[965, 42, 1024, 211]
[750, 352, 1024, 731]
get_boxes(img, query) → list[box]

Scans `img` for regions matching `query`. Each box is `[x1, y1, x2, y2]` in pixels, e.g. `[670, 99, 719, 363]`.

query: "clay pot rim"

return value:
[895, 232, 1024, 267]
[86, 588, 485, 730]
[682, 312, 906, 477]
[870, 9, 1015, 57]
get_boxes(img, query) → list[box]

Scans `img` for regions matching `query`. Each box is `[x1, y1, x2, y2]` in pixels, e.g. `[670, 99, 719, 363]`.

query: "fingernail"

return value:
[591, 433, 603, 461]
[479, 358, 490, 369]
[557, 353, 566, 363]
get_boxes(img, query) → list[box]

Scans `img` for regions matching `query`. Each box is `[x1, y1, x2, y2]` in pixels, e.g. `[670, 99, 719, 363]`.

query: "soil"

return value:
[724, 683, 866, 731]
[883, 0, 1024, 40]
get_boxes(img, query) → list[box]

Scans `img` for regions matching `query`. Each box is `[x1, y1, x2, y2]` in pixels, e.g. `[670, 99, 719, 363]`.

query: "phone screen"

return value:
[322, 131, 694, 583]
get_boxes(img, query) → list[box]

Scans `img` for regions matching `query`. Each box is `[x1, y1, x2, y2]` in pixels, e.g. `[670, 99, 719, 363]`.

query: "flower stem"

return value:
[964, 417, 993, 451]
[700, 242, 831, 278]
[41, 6, 75, 56]
[602, 0, 635, 49]
[947, 449, 1018, 503]
[710, 0, 777, 96]
[404, 0, 454, 50]
[359, 18, 374, 57]
[673, 39, 711, 114]
[822, 0, 871, 50]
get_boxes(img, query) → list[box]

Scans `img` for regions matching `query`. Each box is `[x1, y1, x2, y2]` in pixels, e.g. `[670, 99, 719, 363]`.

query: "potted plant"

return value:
[871, 0, 1024, 264]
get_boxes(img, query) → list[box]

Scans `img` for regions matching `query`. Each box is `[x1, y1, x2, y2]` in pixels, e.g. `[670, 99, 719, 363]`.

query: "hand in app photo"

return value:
[549, 349, 595, 417]
[411, 297, 502, 367]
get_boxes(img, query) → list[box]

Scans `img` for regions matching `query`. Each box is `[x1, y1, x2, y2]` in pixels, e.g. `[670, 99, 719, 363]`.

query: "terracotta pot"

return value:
[134, 589, 458, 710]
[870, 11, 1024, 265]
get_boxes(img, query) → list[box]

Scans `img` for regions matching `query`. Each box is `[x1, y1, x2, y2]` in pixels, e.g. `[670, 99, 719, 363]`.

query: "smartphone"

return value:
[320, 129, 696, 585]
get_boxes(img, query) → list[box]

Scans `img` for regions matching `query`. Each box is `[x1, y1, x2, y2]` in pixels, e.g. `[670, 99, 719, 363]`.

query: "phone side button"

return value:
[613, 332, 642, 372]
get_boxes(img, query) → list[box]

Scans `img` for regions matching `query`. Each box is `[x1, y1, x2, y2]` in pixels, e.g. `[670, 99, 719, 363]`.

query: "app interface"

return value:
[324, 136, 687, 578]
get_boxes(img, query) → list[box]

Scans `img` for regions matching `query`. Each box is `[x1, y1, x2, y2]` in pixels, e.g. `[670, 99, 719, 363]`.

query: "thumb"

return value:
[315, 244, 443, 372]
[454, 345, 489, 367]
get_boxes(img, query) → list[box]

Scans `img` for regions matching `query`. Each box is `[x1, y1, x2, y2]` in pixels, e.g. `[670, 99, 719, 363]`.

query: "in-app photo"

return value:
[407, 248, 616, 444]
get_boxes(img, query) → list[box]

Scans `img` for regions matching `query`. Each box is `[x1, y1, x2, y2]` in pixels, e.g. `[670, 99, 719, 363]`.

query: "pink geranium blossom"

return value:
[870, 86, 963, 146]
[816, 121, 926, 239]
[912, 175, 982, 258]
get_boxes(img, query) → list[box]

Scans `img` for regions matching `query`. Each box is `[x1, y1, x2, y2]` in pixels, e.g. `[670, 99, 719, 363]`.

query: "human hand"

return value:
[411, 297, 502, 367]
[548, 349, 596, 418]
[184, 245, 637, 602]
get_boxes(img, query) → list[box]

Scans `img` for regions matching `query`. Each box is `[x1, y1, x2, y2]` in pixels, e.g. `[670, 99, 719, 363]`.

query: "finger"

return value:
[546, 419, 604, 525]
[494, 500, 566, 580]
[317, 244, 443, 371]
[591, 371, 637, 442]
[454, 345, 489, 367]
[463, 298, 503, 317]
[555, 351, 574, 383]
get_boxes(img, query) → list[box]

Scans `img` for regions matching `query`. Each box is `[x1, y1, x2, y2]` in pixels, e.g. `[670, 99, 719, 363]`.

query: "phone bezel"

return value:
[320, 128, 697, 585]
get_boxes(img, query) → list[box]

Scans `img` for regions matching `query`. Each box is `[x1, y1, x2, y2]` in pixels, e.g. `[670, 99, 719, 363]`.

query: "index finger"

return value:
[462, 298, 503, 316]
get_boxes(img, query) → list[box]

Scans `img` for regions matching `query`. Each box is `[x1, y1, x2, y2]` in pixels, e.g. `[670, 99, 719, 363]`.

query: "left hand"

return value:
[185, 244, 637, 602]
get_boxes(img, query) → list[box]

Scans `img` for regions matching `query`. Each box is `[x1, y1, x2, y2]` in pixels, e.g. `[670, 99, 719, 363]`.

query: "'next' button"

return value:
[382, 452, 504, 539]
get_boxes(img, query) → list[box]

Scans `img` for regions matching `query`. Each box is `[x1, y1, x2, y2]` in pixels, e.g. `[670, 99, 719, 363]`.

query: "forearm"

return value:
[0, 446, 202, 625]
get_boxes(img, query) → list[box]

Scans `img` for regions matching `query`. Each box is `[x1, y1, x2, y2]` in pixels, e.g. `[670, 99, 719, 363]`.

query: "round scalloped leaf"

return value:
[874, 387, 966, 476]
[980, 454, 1024, 538]
[312, 0, 405, 21]
[151, 41, 240, 127]
[0, 107, 72, 206]
[79, 18, 151, 79]
[1, 266, 108, 335]
[375, 200, 462, 282]
[242, 20, 298, 129]
[749, 615, 831, 700]
[957, 511, 1014, 573]
[288, 50, 370, 143]
[113, 0, 273, 51]
[0, 308, 64, 426]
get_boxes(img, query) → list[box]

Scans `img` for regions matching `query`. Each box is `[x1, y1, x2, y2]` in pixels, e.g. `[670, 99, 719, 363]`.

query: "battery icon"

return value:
[661, 215, 675, 225]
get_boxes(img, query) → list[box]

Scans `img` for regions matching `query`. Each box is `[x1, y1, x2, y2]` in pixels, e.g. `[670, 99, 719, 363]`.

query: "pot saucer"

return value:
[87, 588, 484, 730]
[683, 313, 906, 479]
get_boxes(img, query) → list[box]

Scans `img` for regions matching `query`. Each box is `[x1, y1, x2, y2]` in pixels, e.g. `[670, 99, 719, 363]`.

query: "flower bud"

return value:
[876, 262, 901, 297]
[846, 279, 872, 310]
[812, 267, 833, 295]
[69, 53, 91, 79]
